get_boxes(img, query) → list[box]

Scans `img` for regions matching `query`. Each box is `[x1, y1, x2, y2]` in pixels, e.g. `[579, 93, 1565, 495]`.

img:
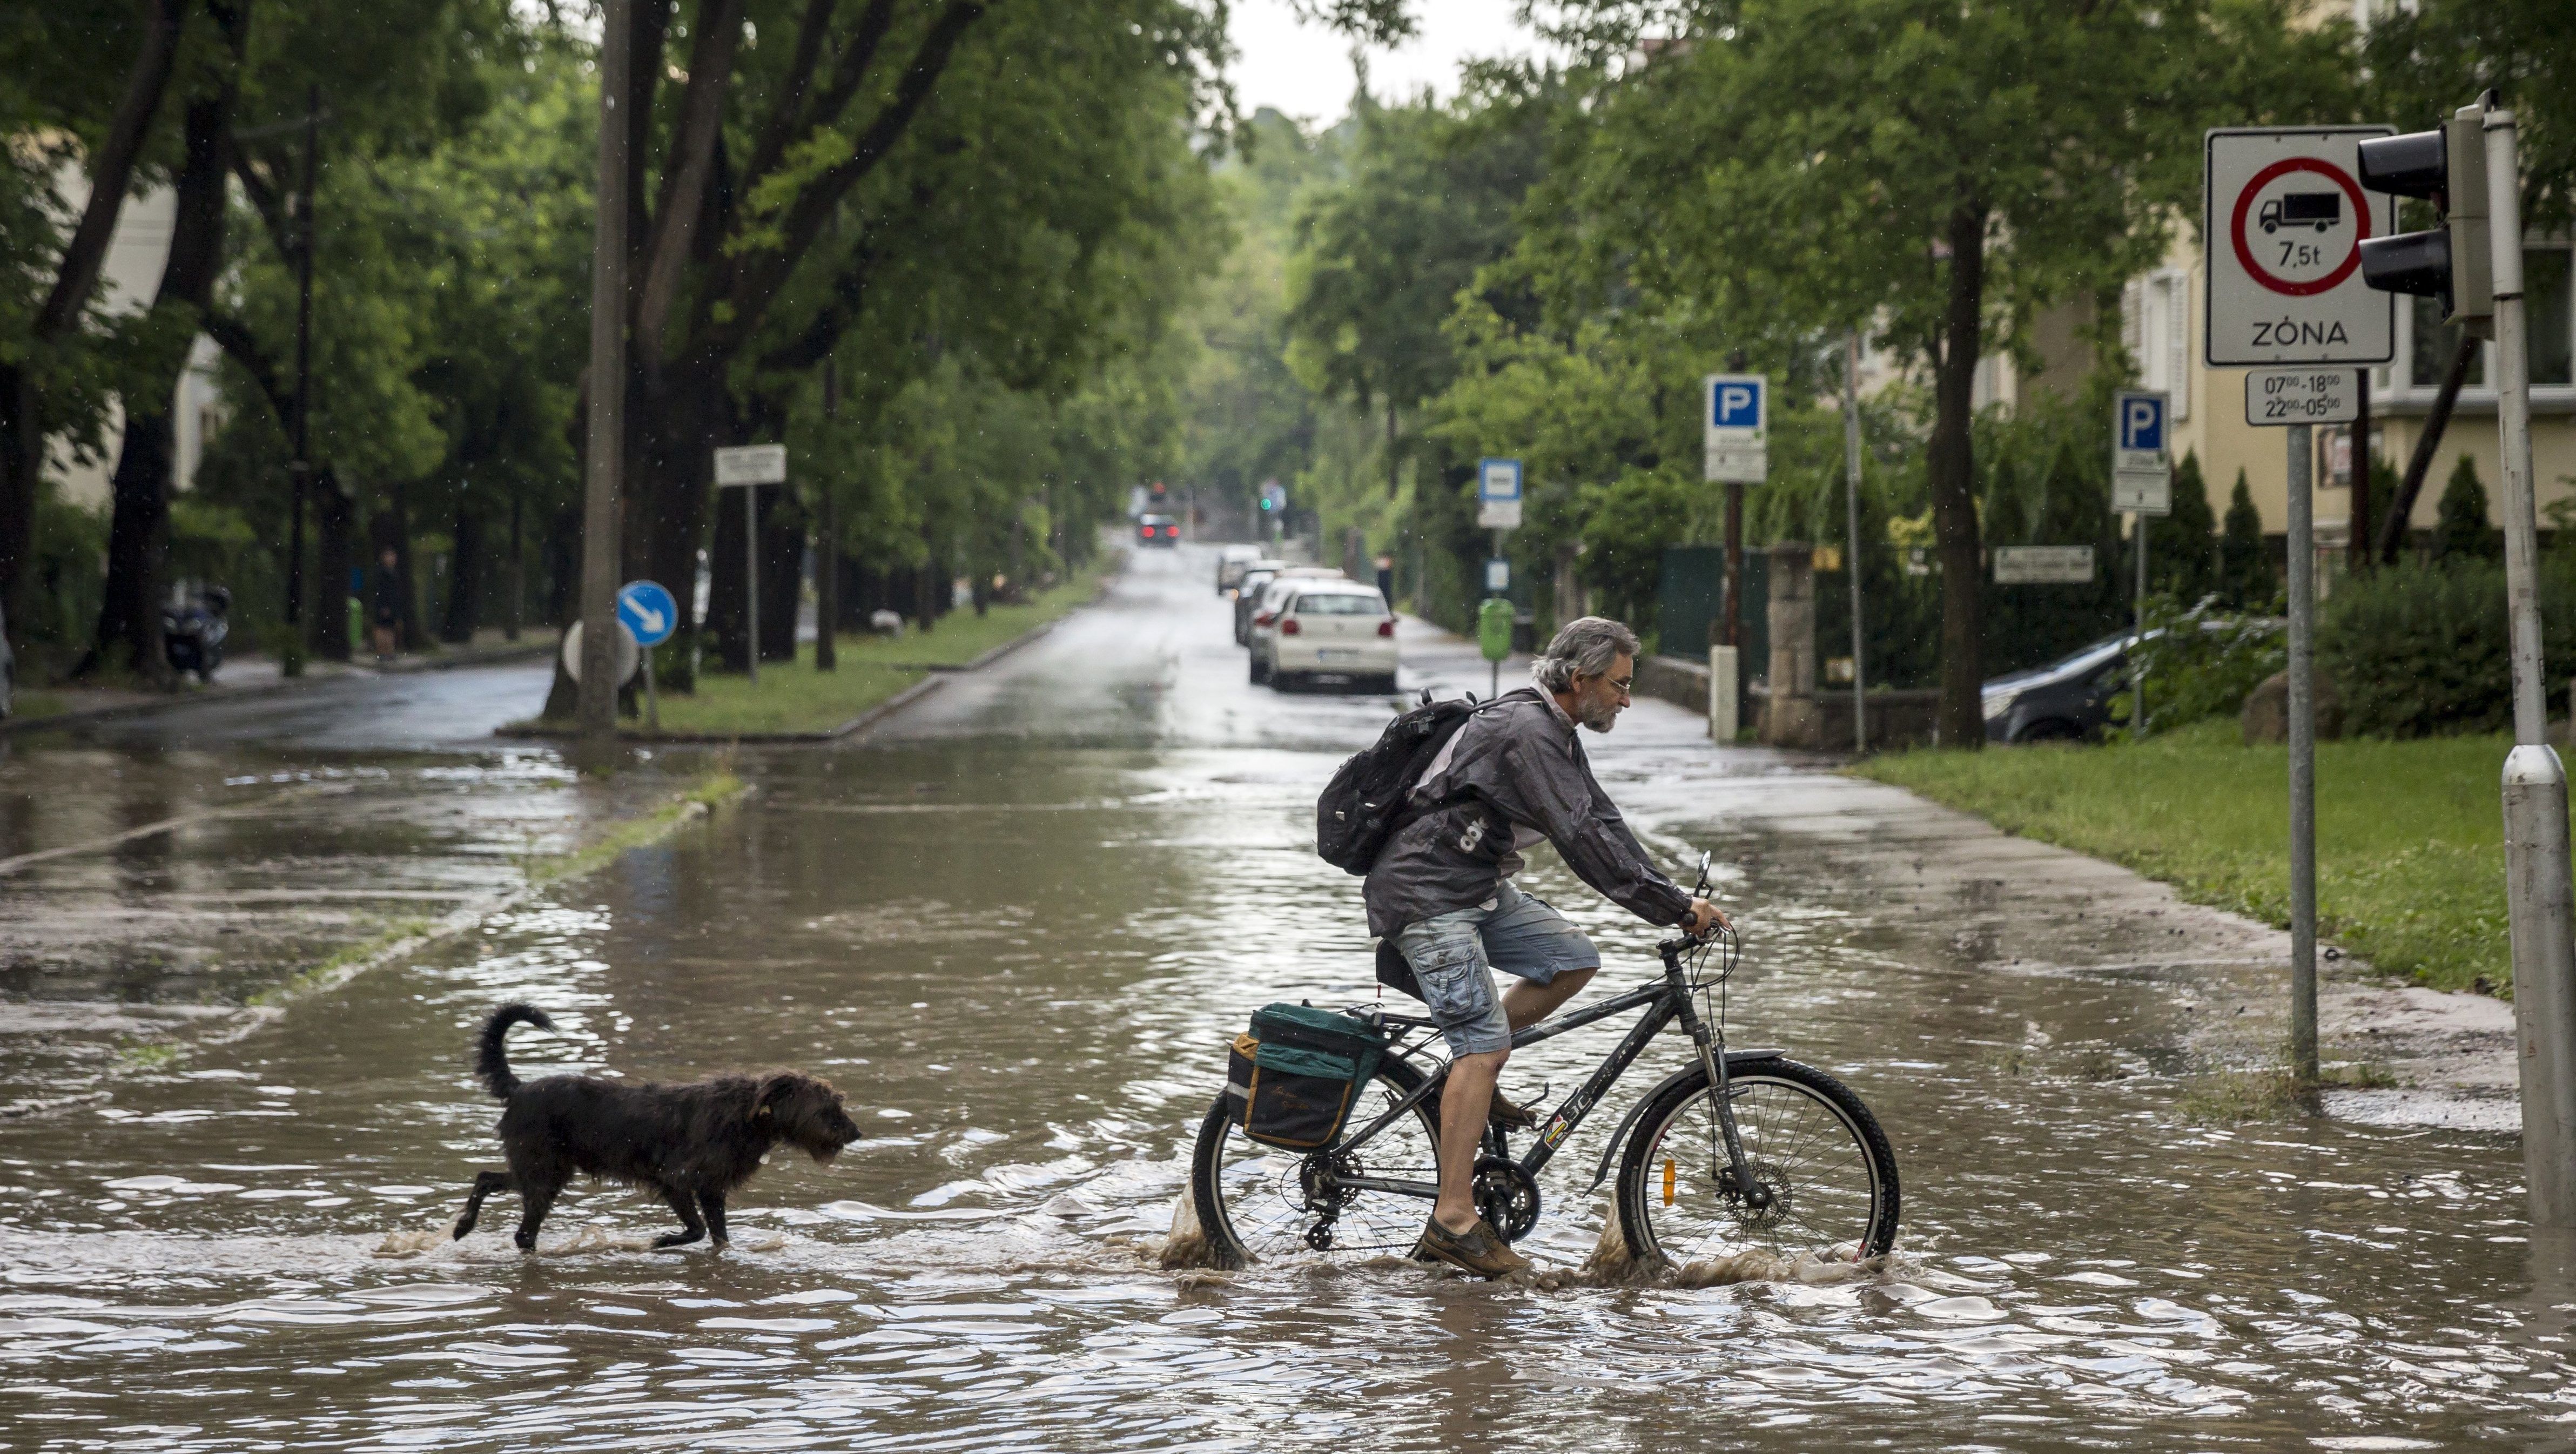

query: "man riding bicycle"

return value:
[1369, 615, 1726, 1277]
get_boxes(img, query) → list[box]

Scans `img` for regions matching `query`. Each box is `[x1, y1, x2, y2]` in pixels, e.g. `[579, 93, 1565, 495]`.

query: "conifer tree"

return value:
[2220, 469, 2272, 608]
[2436, 454, 2497, 560]
[2149, 450, 2220, 604]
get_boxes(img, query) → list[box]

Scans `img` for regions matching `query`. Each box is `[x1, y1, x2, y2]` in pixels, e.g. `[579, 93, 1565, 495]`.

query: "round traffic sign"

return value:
[561, 618, 641, 686]
[2229, 157, 2372, 298]
[617, 579, 678, 648]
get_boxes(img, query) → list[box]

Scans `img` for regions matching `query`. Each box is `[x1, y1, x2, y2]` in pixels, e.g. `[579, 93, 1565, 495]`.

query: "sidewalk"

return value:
[5, 627, 560, 735]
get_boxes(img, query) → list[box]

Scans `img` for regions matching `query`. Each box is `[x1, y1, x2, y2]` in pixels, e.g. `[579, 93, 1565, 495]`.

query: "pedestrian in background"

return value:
[370, 547, 403, 662]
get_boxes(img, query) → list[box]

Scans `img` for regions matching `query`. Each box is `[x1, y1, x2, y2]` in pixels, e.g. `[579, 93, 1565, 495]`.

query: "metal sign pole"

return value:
[2133, 511, 2148, 737]
[745, 481, 760, 686]
[1843, 332, 1866, 753]
[2482, 107, 2576, 1225]
[2286, 422, 2318, 1083]
[643, 648, 658, 732]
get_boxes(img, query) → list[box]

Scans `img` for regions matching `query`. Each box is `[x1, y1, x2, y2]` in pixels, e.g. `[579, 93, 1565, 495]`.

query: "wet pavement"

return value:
[0, 544, 2562, 1451]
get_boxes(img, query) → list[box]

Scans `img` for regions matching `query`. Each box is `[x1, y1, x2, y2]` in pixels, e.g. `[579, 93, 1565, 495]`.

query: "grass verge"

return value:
[536, 554, 1114, 737]
[1852, 718, 2539, 995]
[520, 767, 745, 885]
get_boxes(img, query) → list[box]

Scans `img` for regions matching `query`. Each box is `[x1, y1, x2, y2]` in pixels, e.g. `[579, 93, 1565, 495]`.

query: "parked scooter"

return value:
[163, 585, 231, 683]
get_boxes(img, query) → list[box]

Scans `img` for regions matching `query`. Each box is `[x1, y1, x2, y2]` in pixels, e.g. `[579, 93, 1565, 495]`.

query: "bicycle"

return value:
[1188, 854, 1900, 1273]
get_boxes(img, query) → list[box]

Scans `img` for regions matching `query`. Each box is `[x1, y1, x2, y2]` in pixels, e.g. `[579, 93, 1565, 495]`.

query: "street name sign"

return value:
[1477, 458, 1523, 529]
[1993, 545, 2096, 584]
[2244, 366, 2363, 427]
[2112, 389, 2173, 516]
[713, 443, 787, 487]
[1703, 373, 1768, 483]
[617, 580, 678, 648]
[2204, 127, 2396, 366]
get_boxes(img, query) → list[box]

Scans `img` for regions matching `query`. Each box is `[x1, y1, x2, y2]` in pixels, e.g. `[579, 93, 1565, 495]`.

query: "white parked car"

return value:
[1253, 581, 1397, 694]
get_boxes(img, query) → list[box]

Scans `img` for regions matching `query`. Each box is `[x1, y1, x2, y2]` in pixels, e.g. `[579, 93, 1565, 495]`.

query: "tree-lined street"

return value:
[9, 0, 2576, 1447]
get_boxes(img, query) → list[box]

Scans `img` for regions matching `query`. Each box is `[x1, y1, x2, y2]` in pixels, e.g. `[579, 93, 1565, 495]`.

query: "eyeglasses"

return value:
[1603, 676, 1634, 698]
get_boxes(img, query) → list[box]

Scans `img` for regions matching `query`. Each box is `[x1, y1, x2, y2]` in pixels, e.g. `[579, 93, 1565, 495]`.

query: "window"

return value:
[2121, 270, 2191, 420]
[2529, 248, 2573, 386]
[2411, 294, 2486, 389]
[1291, 592, 1388, 616]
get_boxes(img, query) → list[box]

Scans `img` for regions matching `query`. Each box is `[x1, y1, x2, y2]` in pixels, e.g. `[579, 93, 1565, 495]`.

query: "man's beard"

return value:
[1576, 694, 1620, 731]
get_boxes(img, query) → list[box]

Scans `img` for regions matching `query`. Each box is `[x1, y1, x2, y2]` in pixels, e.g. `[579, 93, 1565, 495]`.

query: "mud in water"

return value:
[0, 549, 2565, 1451]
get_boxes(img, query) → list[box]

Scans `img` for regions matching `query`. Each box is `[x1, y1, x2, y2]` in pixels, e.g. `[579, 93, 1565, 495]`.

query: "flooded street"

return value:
[1, 546, 2565, 1451]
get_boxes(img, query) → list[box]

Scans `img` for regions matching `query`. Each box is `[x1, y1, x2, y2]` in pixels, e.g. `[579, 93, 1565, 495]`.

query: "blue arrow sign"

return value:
[617, 580, 678, 648]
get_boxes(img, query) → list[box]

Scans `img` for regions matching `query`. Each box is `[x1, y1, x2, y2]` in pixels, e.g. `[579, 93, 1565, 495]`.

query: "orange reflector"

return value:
[1663, 1157, 1677, 1205]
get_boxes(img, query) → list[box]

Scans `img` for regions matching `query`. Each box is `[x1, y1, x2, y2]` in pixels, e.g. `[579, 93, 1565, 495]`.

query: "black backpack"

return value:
[1315, 694, 1479, 875]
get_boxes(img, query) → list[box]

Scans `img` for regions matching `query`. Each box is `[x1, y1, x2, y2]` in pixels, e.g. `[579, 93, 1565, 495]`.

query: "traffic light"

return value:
[2357, 104, 2492, 327]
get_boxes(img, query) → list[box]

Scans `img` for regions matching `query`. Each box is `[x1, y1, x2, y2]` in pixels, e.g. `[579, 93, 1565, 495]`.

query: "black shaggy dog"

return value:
[453, 1004, 863, 1251]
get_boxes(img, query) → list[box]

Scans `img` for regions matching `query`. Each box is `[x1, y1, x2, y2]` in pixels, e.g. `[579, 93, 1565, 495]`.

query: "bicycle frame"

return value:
[1326, 935, 1766, 1208]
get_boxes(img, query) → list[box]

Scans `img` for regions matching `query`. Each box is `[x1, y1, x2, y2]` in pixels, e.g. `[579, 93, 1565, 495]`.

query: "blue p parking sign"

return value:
[1710, 377, 1764, 431]
[2118, 393, 2167, 455]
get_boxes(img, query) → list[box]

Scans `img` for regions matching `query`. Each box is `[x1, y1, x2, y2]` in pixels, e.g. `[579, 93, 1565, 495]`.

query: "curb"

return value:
[490, 559, 1121, 744]
[1, 640, 557, 737]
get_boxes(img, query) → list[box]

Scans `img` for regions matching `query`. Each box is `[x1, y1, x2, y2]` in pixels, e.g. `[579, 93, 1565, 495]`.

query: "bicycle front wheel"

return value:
[1188, 1055, 1441, 1269]
[1615, 1057, 1898, 1271]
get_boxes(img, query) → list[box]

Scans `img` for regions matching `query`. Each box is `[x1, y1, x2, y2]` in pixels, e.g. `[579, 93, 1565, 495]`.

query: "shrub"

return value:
[2118, 594, 2285, 734]
[2313, 558, 2576, 737]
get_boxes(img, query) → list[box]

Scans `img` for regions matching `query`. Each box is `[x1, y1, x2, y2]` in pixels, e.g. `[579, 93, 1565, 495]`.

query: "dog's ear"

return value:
[752, 1073, 798, 1122]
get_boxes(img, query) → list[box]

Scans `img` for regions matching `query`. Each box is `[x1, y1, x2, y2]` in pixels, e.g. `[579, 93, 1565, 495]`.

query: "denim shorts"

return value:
[1393, 881, 1600, 1056]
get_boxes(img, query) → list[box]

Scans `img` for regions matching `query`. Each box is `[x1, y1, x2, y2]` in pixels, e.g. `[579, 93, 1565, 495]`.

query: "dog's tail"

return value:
[475, 1004, 553, 1099]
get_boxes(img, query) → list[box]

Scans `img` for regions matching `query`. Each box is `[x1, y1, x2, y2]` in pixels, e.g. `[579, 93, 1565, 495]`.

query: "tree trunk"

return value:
[91, 410, 176, 678]
[442, 493, 482, 643]
[1928, 199, 1989, 749]
[815, 486, 838, 671]
[309, 470, 351, 660]
[706, 480, 758, 672]
[0, 367, 36, 643]
[759, 488, 801, 661]
[80, 71, 243, 681]
[1, 0, 191, 640]
[2379, 332, 2479, 565]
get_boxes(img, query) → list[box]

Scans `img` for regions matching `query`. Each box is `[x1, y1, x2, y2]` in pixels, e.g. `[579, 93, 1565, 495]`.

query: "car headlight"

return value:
[1981, 690, 2020, 723]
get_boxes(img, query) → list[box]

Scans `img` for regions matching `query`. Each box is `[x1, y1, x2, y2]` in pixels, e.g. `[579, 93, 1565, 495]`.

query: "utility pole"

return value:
[2484, 105, 2576, 1227]
[1841, 332, 1866, 753]
[576, 0, 629, 737]
[2359, 98, 2576, 1223]
[816, 355, 838, 673]
[283, 85, 319, 672]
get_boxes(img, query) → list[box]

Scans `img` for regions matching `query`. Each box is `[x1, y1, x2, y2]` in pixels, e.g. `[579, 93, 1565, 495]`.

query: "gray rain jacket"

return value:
[1361, 686, 1694, 938]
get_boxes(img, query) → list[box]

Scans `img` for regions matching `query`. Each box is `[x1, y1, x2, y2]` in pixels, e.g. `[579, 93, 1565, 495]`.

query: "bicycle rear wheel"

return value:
[1615, 1057, 1898, 1271]
[1188, 1055, 1441, 1269]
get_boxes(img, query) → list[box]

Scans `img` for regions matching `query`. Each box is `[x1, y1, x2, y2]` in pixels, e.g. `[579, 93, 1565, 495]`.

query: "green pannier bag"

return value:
[1225, 1002, 1390, 1150]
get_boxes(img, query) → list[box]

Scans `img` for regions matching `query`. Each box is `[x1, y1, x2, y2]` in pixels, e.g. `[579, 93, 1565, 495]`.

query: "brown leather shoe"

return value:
[1418, 1216, 1531, 1278]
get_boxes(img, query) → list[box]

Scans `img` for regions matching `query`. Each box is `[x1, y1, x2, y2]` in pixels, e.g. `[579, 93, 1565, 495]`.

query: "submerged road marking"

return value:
[0, 782, 351, 877]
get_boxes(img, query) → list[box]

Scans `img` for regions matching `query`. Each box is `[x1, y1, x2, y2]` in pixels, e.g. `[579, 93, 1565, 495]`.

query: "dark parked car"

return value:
[1982, 633, 2131, 744]
[1136, 513, 1181, 547]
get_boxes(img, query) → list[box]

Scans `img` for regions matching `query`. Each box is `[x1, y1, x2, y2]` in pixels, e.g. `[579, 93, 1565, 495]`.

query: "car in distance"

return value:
[1257, 582, 1398, 693]
[1137, 513, 1181, 547]
[1233, 563, 1333, 645]
[1216, 544, 1263, 595]
[1982, 633, 2130, 743]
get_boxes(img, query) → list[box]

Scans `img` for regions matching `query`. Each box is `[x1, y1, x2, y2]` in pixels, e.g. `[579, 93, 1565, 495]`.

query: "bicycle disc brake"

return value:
[1471, 1157, 1542, 1242]
[1717, 1159, 1790, 1231]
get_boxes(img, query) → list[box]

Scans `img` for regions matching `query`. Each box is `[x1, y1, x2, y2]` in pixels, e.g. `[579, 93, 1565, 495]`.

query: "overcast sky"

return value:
[1226, 0, 1544, 124]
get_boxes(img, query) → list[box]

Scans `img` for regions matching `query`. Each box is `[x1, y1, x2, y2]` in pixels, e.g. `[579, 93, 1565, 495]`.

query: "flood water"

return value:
[2, 547, 2565, 1451]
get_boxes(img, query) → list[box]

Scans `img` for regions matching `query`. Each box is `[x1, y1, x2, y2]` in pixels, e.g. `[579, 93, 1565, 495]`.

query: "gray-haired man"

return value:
[1367, 615, 1725, 1277]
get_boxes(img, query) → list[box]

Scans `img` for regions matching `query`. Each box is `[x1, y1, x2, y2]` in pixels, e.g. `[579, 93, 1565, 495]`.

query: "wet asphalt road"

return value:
[0, 543, 2563, 1452]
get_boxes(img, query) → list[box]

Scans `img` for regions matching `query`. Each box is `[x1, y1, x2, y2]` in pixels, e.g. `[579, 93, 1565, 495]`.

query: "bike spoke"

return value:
[1643, 1073, 1884, 1267]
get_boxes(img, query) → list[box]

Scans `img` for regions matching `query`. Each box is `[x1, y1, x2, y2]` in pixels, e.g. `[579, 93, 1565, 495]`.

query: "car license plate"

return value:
[1317, 649, 1359, 661]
